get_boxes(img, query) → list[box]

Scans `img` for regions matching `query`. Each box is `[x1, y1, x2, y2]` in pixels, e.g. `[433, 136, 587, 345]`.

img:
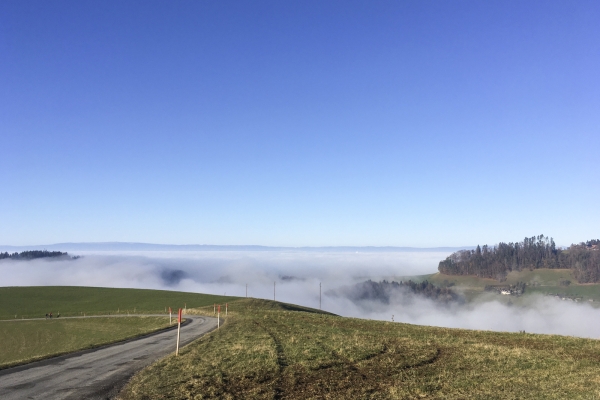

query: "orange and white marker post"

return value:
[175, 308, 182, 356]
[169, 307, 172, 325]
[217, 304, 221, 329]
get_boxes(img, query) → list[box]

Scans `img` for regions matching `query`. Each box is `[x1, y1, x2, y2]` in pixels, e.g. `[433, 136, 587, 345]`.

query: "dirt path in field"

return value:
[0, 315, 219, 400]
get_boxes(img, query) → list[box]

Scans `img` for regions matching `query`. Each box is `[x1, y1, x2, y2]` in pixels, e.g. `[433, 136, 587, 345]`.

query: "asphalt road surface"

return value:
[0, 315, 218, 400]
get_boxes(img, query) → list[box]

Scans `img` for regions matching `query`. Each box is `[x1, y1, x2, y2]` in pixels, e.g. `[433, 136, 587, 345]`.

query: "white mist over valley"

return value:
[2, 249, 600, 339]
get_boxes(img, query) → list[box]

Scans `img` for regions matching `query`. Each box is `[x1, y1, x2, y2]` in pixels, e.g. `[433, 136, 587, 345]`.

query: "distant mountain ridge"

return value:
[0, 242, 471, 253]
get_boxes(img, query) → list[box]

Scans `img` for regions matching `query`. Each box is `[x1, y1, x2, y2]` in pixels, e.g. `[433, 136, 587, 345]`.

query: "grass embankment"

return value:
[120, 299, 600, 399]
[0, 317, 170, 369]
[0, 286, 239, 319]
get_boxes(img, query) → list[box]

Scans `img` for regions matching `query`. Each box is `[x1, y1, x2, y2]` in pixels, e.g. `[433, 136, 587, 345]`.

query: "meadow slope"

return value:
[120, 299, 600, 399]
[0, 287, 237, 368]
[0, 286, 238, 320]
[0, 317, 171, 369]
[426, 269, 600, 303]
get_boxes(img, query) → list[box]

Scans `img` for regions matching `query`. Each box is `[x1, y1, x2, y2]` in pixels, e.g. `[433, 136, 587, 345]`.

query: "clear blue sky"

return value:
[1, 1, 598, 247]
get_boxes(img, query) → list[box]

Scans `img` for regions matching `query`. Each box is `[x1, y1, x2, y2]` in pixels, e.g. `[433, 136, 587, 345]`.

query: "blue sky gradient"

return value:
[1, 1, 598, 246]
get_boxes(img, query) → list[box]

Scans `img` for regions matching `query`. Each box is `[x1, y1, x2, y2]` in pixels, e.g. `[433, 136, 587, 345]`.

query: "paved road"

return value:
[0, 315, 219, 399]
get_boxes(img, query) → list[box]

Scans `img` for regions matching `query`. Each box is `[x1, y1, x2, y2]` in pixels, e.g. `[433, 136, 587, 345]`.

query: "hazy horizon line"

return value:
[0, 242, 474, 253]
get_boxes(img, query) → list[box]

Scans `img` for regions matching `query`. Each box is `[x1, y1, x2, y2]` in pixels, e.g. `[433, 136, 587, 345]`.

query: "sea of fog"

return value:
[2, 250, 600, 339]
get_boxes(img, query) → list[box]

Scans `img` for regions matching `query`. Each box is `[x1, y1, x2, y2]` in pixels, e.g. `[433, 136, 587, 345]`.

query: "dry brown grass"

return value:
[119, 299, 600, 399]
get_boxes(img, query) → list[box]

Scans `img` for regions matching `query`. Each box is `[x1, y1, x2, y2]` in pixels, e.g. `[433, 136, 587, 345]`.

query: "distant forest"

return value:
[349, 280, 460, 304]
[438, 235, 600, 283]
[0, 250, 77, 260]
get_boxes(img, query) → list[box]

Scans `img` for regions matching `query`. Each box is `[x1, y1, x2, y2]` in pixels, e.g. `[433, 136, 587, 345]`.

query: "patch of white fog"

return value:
[2, 250, 600, 339]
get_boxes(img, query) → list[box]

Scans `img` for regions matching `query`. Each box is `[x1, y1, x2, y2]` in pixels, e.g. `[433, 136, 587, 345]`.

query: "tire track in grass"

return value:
[271, 316, 378, 396]
[315, 341, 368, 379]
[398, 348, 442, 371]
[253, 321, 289, 399]
[306, 334, 444, 396]
[256, 317, 444, 398]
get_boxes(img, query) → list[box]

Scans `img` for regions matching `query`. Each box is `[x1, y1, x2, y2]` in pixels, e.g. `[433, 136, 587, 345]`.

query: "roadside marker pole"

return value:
[274, 281, 276, 301]
[320, 282, 322, 310]
[213, 303, 215, 315]
[246, 283, 247, 298]
[176, 308, 182, 356]
[169, 307, 172, 325]
[226, 303, 228, 316]
[218, 305, 221, 329]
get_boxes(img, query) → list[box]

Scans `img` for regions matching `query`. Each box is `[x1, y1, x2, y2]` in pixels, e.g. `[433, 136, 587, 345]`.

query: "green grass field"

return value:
[0, 316, 171, 369]
[0, 286, 239, 320]
[6, 285, 600, 398]
[119, 299, 600, 399]
[0, 286, 239, 368]
[426, 269, 600, 302]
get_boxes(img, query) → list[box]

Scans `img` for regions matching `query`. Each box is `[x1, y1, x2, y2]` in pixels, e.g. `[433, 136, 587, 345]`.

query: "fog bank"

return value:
[2, 251, 599, 339]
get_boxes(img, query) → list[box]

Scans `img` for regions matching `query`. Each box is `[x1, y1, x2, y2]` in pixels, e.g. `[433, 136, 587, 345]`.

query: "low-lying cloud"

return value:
[2, 250, 600, 339]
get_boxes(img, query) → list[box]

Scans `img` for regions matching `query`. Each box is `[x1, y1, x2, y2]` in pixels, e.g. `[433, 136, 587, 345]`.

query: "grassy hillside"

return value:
[119, 299, 600, 399]
[426, 269, 600, 302]
[0, 317, 171, 369]
[0, 286, 238, 368]
[0, 286, 239, 320]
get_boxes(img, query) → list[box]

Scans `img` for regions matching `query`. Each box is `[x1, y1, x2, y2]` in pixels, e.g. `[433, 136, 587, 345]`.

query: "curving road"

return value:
[0, 315, 218, 400]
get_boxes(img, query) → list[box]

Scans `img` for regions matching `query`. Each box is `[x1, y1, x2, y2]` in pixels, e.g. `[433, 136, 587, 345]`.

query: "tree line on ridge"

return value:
[0, 250, 76, 260]
[438, 235, 600, 283]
